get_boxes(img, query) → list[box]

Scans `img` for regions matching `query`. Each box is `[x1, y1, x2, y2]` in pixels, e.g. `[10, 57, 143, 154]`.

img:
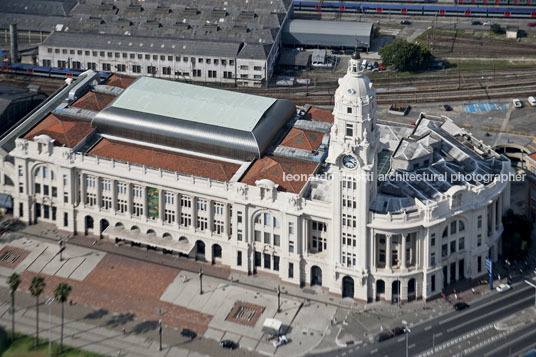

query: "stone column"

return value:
[126, 183, 132, 216]
[112, 180, 117, 213]
[96, 177, 102, 210]
[143, 186, 148, 219]
[491, 201, 496, 234]
[223, 203, 229, 237]
[191, 197, 197, 231]
[401, 233, 407, 270]
[371, 233, 376, 272]
[159, 189, 165, 223]
[386, 234, 392, 270]
[80, 174, 86, 208]
[208, 200, 214, 235]
[176, 193, 181, 229]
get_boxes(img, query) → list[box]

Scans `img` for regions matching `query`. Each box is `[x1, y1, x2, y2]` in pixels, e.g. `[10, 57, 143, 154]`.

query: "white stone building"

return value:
[0, 55, 511, 302]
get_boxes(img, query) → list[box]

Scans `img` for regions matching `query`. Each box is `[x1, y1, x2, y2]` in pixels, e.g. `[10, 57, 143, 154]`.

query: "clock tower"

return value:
[327, 52, 380, 301]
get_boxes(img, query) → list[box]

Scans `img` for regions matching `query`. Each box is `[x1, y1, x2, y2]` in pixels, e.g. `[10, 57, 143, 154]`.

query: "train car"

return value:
[487, 6, 536, 16]
[424, 4, 488, 15]
[362, 3, 424, 14]
[1, 62, 111, 81]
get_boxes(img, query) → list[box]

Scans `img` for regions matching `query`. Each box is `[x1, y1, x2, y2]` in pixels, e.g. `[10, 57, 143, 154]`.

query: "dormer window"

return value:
[345, 123, 353, 137]
[347, 107, 352, 114]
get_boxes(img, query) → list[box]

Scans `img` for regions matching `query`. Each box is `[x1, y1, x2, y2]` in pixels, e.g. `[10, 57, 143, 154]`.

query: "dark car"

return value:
[180, 328, 197, 339]
[376, 331, 394, 342]
[443, 104, 453, 111]
[527, 22, 536, 27]
[454, 302, 470, 311]
[400, 20, 411, 25]
[472, 21, 482, 25]
[391, 327, 405, 336]
[220, 340, 238, 349]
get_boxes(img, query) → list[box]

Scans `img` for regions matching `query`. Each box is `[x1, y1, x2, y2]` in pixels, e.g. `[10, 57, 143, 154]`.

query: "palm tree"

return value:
[8, 273, 21, 340]
[54, 282, 71, 354]
[29, 275, 45, 346]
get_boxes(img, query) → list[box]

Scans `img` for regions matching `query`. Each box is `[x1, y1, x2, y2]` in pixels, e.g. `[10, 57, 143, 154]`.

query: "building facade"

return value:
[0, 56, 511, 302]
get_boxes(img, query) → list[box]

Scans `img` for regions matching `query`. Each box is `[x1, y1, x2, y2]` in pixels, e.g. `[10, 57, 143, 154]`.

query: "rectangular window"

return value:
[345, 123, 353, 137]
[289, 222, 295, 234]
[288, 262, 294, 278]
[133, 185, 143, 198]
[164, 192, 175, 205]
[86, 193, 97, 207]
[162, 67, 171, 75]
[274, 234, 280, 246]
[116, 64, 126, 72]
[264, 253, 271, 269]
[102, 63, 111, 71]
[117, 199, 128, 213]
[133, 202, 143, 216]
[237, 212, 243, 224]
[431, 275, 436, 292]
[237, 229, 243, 241]
[147, 66, 156, 74]
[63, 212, 68, 227]
[237, 251, 242, 266]
[64, 192, 69, 204]
[57, 60, 67, 68]
[196, 217, 208, 231]
[19, 203, 23, 217]
[458, 237, 465, 251]
[289, 241, 294, 253]
[164, 209, 175, 224]
[132, 65, 141, 73]
[450, 241, 456, 254]
[197, 199, 207, 211]
[450, 221, 457, 234]
[101, 196, 112, 209]
[273, 256, 279, 271]
[19, 182, 23, 194]
[240, 65, 248, 70]
[431, 252, 436, 266]
[477, 215, 482, 229]
[180, 195, 192, 208]
[477, 256, 482, 272]
[43, 185, 49, 195]
[442, 244, 448, 257]
[254, 230, 261, 242]
[51, 186, 57, 197]
[255, 251, 261, 267]
[431, 233, 436, 246]
[264, 232, 270, 244]
[180, 213, 192, 226]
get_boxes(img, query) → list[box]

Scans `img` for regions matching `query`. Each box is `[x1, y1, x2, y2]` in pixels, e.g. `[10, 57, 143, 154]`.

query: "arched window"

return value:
[34, 167, 41, 177]
[442, 227, 448, 238]
[458, 220, 465, 232]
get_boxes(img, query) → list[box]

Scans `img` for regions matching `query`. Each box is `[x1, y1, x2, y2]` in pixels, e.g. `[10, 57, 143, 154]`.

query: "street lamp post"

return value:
[277, 285, 281, 313]
[404, 327, 411, 357]
[524, 280, 536, 307]
[158, 319, 162, 351]
[199, 269, 203, 295]
[46, 297, 55, 357]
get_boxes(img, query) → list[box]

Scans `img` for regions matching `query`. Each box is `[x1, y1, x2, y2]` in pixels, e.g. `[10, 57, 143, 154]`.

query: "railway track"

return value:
[0, 74, 64, 95]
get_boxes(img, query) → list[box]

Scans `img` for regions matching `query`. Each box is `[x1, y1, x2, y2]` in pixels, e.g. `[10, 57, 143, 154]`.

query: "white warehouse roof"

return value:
[283, 20, 373, 48]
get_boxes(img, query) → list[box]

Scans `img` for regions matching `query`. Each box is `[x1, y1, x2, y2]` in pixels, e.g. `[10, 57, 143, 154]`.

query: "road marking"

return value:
[438, 285, 531, 325]
[446, 296, 533, 333]
[370, 348, 378, 354]
[483, 327, 536, 357]
[409, 343, 416, 349]
[397, 337, 405, 342]
[436, 332, 443, 338]
[424, 325, 432, 331]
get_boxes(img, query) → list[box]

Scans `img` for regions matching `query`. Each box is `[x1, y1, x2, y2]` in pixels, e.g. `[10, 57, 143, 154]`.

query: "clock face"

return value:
[342, 155, 357, 169]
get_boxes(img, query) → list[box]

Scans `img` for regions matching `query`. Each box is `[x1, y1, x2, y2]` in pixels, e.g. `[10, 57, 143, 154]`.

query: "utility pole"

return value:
[199, 269, 203, 295]
[277, 285, 281, 313]
[158, 319, 162, 351]
[404, 326, 411, 357]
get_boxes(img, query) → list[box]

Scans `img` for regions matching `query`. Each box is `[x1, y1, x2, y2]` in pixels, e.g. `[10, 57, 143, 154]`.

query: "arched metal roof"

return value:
[91, 77, 296, 161]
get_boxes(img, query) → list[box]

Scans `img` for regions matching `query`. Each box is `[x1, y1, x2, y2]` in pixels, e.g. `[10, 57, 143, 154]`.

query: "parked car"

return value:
[454, 302, 470, 311]
[472, 21, 482, 25]
[273, 335, 288, 347]
[528, 96, 536, 107]
[180, 329, 197, 339]
[376, 331, 394, 342]
[220, 340, 238, 349]
[527, 22, 536, 27]
[391, 327, 405, 336]
[367, 63, 373, 70]
[400, 20, 411, 25]
[496, 283, 512, 293]
[513, 98, 523, 108]
[0, 221, 11, 234]
[443, 104, 453, 111]
[483, 21, 494, 26]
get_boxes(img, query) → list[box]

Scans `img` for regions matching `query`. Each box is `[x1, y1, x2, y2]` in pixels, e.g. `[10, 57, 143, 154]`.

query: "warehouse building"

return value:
[282, 20, 373, 50]
[36, 0, 293, 87]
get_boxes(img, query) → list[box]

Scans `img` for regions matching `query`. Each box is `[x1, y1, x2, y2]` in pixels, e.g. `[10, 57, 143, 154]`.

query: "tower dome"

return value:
[335, 53, 376, 106]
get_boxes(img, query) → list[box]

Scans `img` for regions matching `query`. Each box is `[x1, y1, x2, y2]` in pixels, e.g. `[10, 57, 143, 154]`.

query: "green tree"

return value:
[54, 282, 72, 354]
[8, 273, 21, 340]
[29, 276, 45, 346]
[490, 23, 503, 34]
[502, 209, 533, 260]
[379, 38, 432, 72]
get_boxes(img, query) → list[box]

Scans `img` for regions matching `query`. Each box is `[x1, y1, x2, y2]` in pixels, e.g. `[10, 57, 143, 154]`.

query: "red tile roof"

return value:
[280, 128, 324, 151]
[72, 91, 116, 112]
[105, 74, 136, 89]
[88, 138, 240, 182]
[240, 155, 318, 194]
[303, 107, 334, 123]
[23, 113, 93, 148]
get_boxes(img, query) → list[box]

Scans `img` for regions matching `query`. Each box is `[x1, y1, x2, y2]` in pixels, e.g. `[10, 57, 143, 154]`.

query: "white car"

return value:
[273, 335, 288, 347]
[496, 283, 511, 293]
[513, 99, 523, 108]
[528, 96, 536, 107]
[483, 21, 494, 26]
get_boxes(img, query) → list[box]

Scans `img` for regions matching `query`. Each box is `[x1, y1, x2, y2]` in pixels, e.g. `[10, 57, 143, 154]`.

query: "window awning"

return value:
[102, 225, 195, 255]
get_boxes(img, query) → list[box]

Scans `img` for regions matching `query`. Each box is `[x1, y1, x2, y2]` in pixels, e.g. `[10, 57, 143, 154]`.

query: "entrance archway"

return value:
[212, 244, 222, 264]
[196, 240, 205, 260]
[84, 215, 94, 236]
[392, 280, 401, 304]
[100, 219, 109, 238]
[408, 278, 416, 301]
[342, 276, 354, 298]
[311, 266, 322, 286]
[376, 280, 385, 301]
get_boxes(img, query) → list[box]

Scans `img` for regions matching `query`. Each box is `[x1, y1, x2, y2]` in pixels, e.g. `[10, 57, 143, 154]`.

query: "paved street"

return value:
[0, 221, 535, 356]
